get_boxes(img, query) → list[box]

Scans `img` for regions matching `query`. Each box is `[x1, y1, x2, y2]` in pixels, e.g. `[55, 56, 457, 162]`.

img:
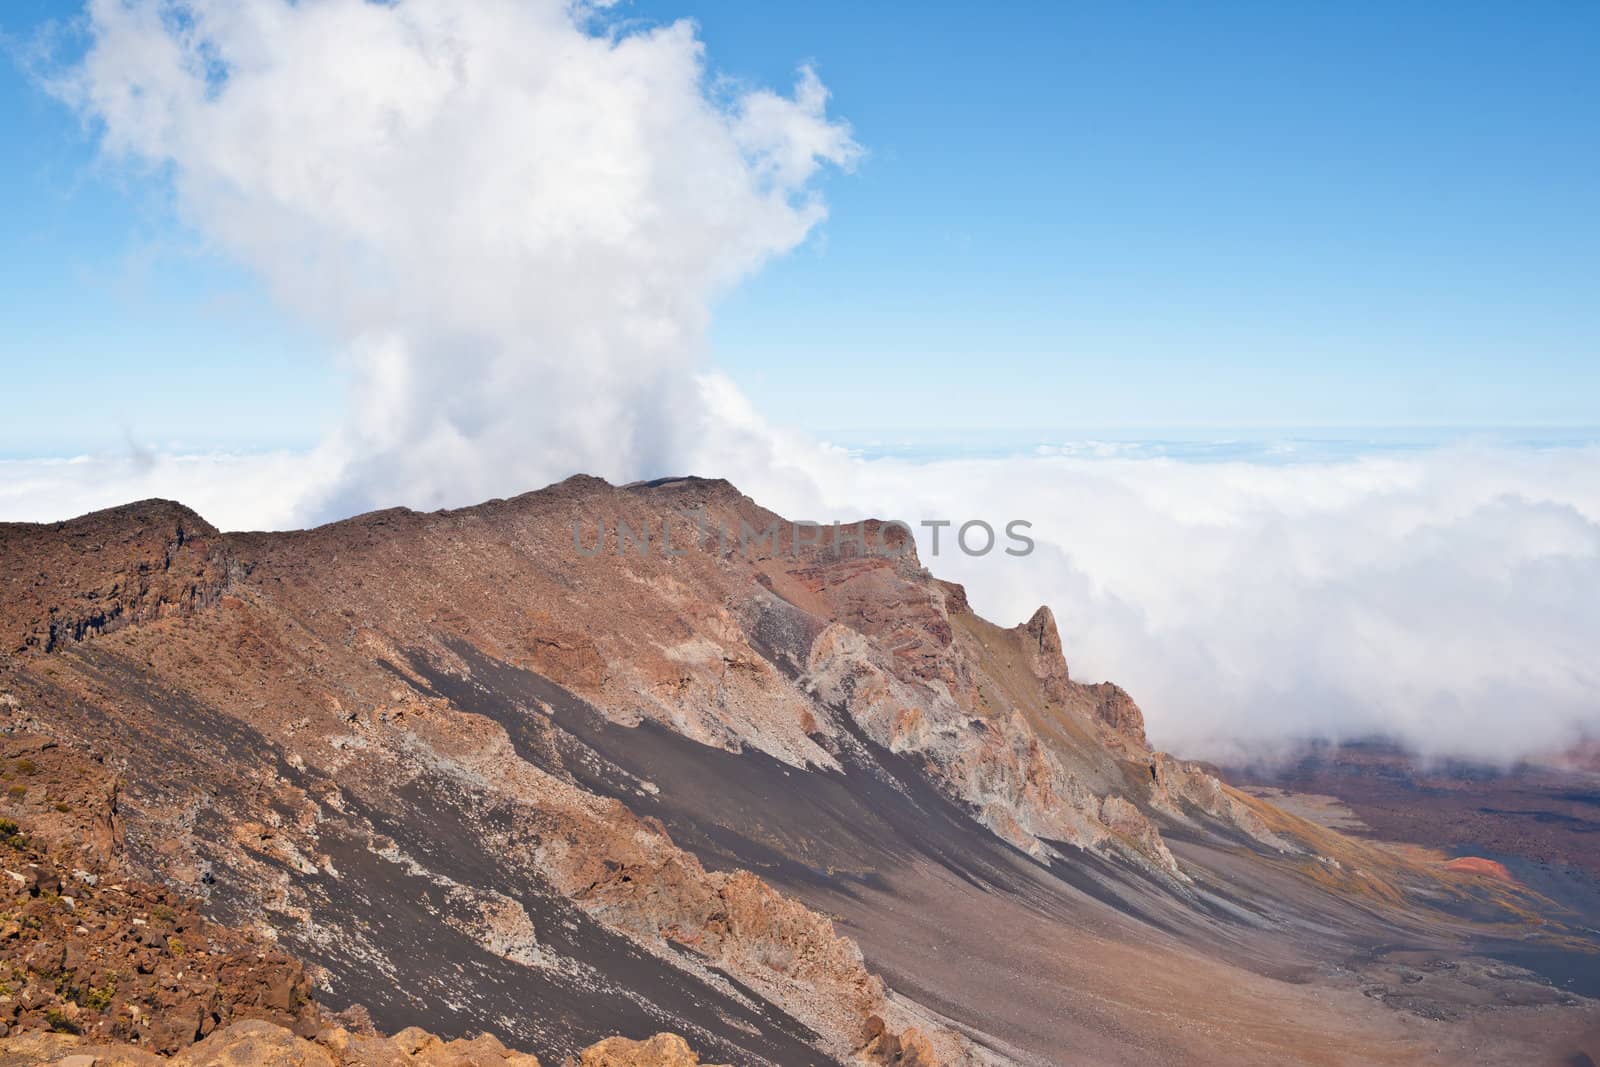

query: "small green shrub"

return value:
[69, 977, 116, 1013]
[45, 1009, 82, 1034]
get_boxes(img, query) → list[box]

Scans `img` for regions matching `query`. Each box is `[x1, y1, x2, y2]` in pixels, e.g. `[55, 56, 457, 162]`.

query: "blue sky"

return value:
[3, 0, 1597, 456]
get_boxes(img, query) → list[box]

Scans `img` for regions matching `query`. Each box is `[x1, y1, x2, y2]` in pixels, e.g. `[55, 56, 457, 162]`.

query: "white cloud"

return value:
[51, 0, 857, 522]
[0, 450, 323, 531]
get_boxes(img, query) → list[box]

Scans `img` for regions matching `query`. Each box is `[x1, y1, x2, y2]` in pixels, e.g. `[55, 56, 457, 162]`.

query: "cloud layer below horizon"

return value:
[739, 438, 1600, 767]
[14, 0, 1599, 765]
[7, 438, 1599, 766]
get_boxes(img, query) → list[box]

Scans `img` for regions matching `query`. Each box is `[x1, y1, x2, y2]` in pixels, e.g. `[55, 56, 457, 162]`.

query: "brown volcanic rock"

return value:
[0, 1030, 168, 1065]
[1018, 605, 1070, 705]
[0, 731, 125, 867]
[571, 1032, 724, 1067]
[856, 1015, 939, 1066]
[0, 501, 230, 656]
[334, 1024, 541, 1065]
[1081, 681, 1148, 754]
[172, 1021, 338, 1066]
[575, 860, 882, 1019]
[4, 477, 1598, 1066]
[0, 1019, 545, 1065]
[0, 743, 323, 1053]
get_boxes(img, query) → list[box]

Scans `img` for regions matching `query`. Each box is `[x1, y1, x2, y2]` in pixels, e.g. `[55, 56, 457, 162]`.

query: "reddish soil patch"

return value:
[1444, 856, 1514, 882]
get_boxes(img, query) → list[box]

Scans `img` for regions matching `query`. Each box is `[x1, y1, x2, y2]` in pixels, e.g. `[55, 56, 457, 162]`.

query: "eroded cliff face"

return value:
[1, 502, 231, 656]
[1, 477, 1593, 1067]
[744, 505, 1279, 878]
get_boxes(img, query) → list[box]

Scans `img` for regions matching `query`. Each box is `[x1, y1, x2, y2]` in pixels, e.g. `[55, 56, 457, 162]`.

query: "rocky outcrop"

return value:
[0, 745, 323, 1052]
[1018, 606, 1070, 705]
[1150, 754, 1297, 854]
[0, 501, 231, 657]
[0, 1022, 751, 1067]
[0, 1019, 543, 1066]
[856, 1015, 939, 1066]
[556, 821, 887, 1041]
[1081, 682, 1148, 754]
[570, 1032, 724, 1067]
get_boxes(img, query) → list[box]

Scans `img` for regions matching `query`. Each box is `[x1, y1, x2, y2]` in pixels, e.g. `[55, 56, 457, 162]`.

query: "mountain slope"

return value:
[1, 477, 1596, 1065]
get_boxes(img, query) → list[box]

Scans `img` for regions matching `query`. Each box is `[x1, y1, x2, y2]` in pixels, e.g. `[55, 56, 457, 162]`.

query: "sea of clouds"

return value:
[11, 0, 1598, 765]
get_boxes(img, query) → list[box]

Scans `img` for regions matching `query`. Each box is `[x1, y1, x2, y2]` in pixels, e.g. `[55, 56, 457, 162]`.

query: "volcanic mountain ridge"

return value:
[0, 475, 1596, 1065]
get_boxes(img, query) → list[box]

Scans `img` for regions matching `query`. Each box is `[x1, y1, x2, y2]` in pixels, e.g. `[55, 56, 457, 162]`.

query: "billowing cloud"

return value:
[51, 0, 858, 521]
